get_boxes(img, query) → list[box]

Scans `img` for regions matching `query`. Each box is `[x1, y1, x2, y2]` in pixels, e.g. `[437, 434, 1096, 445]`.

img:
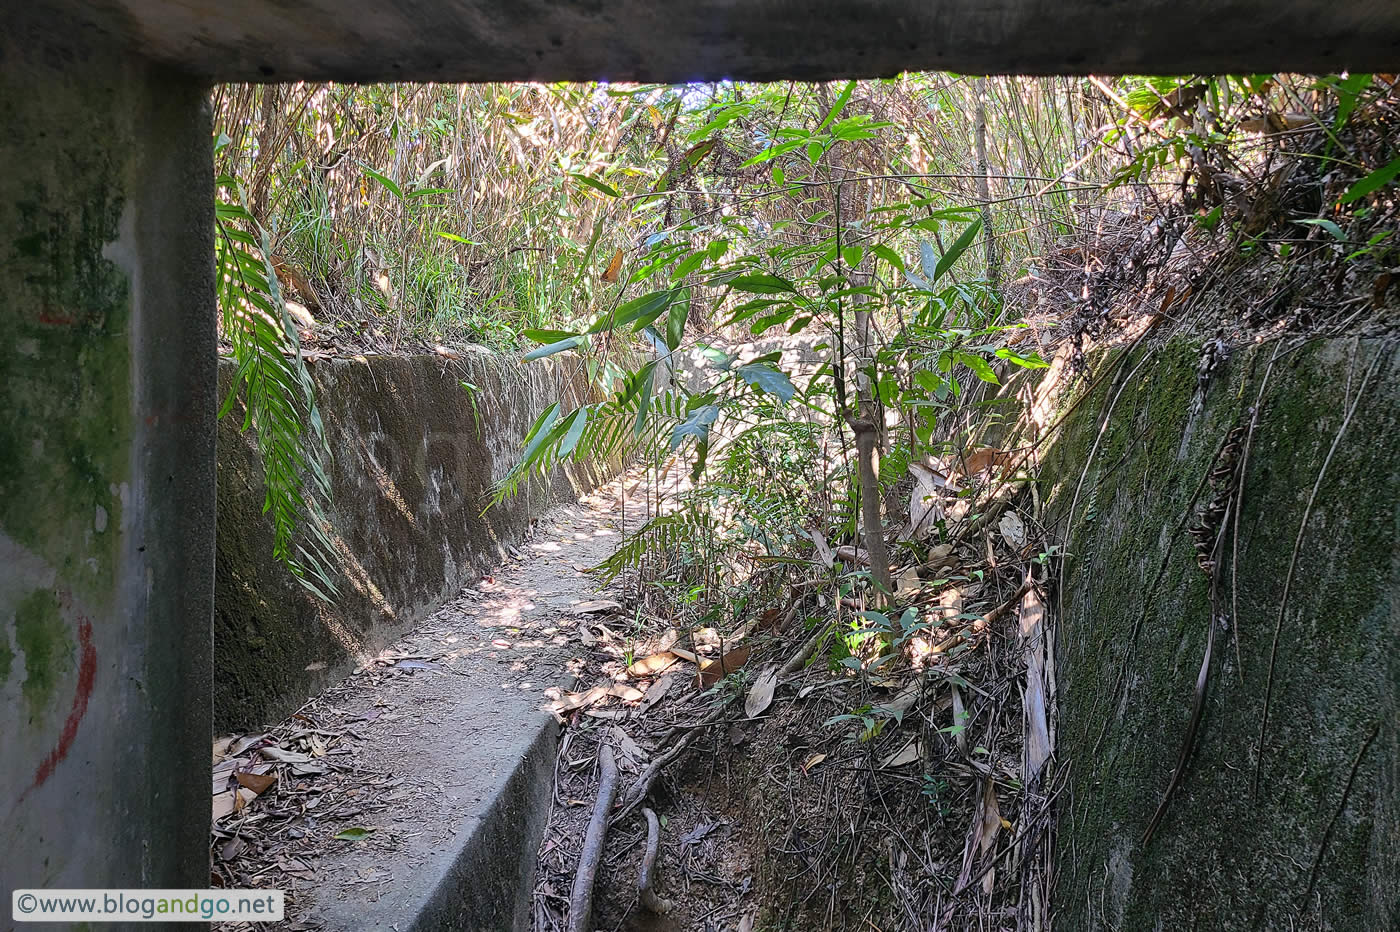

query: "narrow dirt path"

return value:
[213, 471, 650, 930]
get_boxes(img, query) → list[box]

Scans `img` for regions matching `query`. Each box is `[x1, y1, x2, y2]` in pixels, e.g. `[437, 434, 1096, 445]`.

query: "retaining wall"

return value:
[214, 351, 615, 731]
[1043, 334, 1398, 929]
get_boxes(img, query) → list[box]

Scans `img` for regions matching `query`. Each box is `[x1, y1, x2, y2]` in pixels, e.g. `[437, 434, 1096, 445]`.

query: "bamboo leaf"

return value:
[633, 366, 655, 438]
[1339, 155, 1400, 205]
[520, 403, 560, 464]
[666, 299, 688, 351]
[570, 172, 621, 198]
[919, 240, 939, 282]
[728, 272, 798, 295]
[361, 165, 403, 199]
[434, 230, 482, 245]
[558, 408, 589, 458]
[870, 243, 904, 272]
[737, 362, 796, 402]
[934, 218, 983, 281]
[817, 80, 856, 132]
[1294, 217, 1348, 241]
[523, 328, 580, 344]
[524, 335, 585, 360]
[601, 288, 678, 332]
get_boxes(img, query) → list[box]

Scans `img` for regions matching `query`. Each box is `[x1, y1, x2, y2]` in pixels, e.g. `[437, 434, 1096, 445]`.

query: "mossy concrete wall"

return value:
[0, 9, 215, 908]
[1043, 335, 1398, 929]
[214, 352, 616, 731]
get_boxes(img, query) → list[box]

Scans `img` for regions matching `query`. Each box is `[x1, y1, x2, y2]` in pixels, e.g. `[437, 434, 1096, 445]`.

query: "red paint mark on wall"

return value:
[36, 307, 78, 327]
[5, 593, 99, 823]
[29, 612, 98, 789]
[28, 613, 98, 792]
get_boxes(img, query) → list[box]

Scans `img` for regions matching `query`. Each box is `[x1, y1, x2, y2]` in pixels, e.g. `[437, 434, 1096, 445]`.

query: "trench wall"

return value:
[214, 352, 616, 731]
[1, 13, 214, 911]
[1042, 334, 1398, 930]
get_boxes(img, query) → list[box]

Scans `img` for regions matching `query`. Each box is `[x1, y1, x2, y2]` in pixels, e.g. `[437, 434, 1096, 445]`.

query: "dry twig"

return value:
[638, 807, 672, 914]
[568, 744, 620, 932]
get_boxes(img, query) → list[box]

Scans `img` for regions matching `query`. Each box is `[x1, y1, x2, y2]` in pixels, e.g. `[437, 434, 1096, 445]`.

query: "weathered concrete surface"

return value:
[215, 352, 615, 731]
[1043, 335, 1398, 930]
[0, 8, 214, 919]
[33, 0, 1400, 82]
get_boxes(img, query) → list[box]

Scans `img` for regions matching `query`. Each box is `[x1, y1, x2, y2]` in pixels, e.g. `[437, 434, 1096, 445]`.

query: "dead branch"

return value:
[569, 744, 620, 932]
[638, 807, 672, 914]
[931, 579, 1035, 653]
[780, 621, 833, 677]
[613, 712, 717, 823]
[616, 618, 834, 825]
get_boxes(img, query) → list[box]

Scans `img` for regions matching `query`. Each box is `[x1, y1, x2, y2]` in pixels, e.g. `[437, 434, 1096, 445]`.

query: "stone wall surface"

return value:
[214, 351, 615, 731]
[1043, 334, 1398, 930]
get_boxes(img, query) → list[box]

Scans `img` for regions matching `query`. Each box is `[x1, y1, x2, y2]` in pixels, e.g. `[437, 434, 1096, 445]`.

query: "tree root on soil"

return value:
[568, 744, 620, 932]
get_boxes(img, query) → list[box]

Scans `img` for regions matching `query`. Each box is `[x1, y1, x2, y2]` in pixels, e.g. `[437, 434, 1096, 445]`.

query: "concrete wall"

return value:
[214, 352, 615, 731]
[3, 0, 1395, 916]
[0, 9, 214, 918]
[1043, 335, 1398, 929]
[41, 0, 1400, 82]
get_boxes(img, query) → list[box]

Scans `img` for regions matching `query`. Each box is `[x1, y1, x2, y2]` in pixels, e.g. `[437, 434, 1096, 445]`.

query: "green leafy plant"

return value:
[215, 144, 339, 600]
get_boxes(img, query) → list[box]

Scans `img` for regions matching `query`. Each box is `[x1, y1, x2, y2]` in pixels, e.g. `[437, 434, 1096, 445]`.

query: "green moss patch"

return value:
[14, 587, 72, 714]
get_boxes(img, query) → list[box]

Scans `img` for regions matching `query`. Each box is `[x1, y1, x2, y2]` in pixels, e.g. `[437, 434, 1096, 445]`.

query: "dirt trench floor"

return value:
[213, 463, 1053, 932]
[210, 470, 652, 928]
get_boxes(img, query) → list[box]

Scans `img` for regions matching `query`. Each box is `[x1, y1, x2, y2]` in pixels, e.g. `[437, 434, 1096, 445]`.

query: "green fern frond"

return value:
[592, 507, 718, 582]
[216, 174, 339, 600]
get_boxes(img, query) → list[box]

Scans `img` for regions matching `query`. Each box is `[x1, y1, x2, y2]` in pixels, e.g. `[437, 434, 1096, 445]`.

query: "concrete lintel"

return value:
[42, 0, 1400, 83]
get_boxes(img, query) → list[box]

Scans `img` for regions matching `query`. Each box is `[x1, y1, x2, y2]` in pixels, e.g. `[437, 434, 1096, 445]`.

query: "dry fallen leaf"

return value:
[641, 673, 675, 712]
[802, 753, 827, 773]
[545, 682, 645, 715]
[1020, 579, 1051, 784]
[628, 651, 679, 677]
[999, 511, 1026, 548]
[212, 759, 238, 794]
[228, 734, 267, 757]
[834, 544, 870, 565]
[978, 781, 1003, 895]
[545, 686, 606, 713]
[600, 247, 624, 283]
[610, 726, 648, 764]
[879, 738, 921, 769]
[212, 735, 237, 764]
[907, 463, 958, 539]
[895, 565, 923, 600]
[236, 771, 277, 795]
[958, 447, 1014, 479]
[572, 599, 622, 615]
[260, 747, 312, 765]
[950, 685, 968, 753]
[744, 666, 778, 719]
[696, 646, 751, 688]
[212, 791, 237, 822]
[609, 683, 645, 702]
